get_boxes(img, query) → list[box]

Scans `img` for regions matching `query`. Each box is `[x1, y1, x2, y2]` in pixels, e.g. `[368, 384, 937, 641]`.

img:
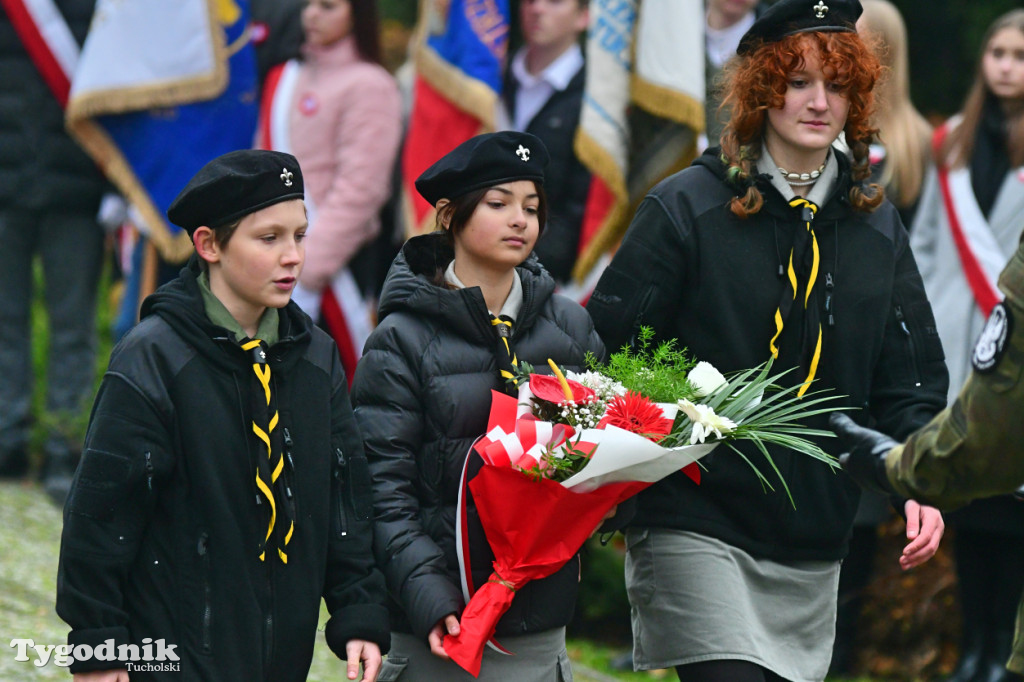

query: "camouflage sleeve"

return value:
[884, 236, 1024, 509]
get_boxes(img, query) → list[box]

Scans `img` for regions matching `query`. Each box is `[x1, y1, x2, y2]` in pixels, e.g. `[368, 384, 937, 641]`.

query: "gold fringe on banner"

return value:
[571, 128, 630, 283]
[410, 0, 499, 131]
[631, 75, 705, 134]
[67, 119, 195, 263]
[64, 0, 242, 263]
[65, 0, 231, 120]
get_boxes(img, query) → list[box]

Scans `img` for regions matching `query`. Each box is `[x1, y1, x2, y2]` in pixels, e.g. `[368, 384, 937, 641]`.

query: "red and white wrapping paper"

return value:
[444, 389, 720, 676]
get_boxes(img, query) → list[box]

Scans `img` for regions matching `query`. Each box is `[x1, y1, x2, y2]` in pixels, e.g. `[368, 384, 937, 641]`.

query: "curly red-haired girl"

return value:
[721, 30, 884, 216]
[586, 1, 949, 679]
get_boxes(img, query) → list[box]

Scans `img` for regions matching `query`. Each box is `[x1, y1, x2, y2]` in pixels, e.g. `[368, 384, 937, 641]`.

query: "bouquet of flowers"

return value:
[443, 329, 843, 676]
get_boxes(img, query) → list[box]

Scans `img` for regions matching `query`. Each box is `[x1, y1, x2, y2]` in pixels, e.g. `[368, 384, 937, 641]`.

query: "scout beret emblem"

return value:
[813, 1, 829, 19]
[972, 302, 1013, 373]
[516, 145, 531, 162]
[167, 149, 305, 235]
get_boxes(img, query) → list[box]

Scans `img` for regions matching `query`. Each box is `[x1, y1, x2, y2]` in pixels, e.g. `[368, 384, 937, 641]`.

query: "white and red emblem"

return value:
[299, 93, 318, 116]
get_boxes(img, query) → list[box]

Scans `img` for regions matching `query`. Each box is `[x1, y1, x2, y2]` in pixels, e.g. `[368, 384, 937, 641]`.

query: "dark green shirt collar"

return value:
[198, 271, 279, 345]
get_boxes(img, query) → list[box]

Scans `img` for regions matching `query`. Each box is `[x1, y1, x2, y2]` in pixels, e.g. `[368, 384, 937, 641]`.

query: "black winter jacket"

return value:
[586, 148, 949, 561]
[0, 0, 106, 213]
[352, 234, 605, 641]
[56, 262, 389, 680]
[504, 65, 592, 284]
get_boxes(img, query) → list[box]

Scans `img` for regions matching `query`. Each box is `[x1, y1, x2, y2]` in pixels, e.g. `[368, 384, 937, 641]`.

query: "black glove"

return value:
[829, 413, 899, 496]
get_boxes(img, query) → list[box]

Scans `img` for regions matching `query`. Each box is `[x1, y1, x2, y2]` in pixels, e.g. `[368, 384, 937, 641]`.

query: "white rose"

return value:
[687, 361, 728, 398]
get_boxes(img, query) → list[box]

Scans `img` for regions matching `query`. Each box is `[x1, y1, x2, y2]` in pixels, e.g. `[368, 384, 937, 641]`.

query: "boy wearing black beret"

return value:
[56, 150, 389, 682]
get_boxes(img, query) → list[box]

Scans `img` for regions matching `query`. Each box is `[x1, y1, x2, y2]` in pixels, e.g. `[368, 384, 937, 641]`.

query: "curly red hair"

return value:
[719, 31, 884, 216]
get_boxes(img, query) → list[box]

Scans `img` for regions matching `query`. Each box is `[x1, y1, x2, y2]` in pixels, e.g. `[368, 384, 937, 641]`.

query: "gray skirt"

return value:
[378, 628, 573, 682]
[625, 528, 840, 682]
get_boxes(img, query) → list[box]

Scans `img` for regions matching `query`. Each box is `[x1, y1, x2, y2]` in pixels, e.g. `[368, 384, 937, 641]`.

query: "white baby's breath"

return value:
[566, 370, 626, 401]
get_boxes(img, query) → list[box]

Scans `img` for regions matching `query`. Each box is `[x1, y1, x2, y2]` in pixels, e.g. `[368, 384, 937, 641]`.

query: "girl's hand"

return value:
[427, 613, 461, 659]
[345, 639, 381, 681]
[900, 499, 944, 570]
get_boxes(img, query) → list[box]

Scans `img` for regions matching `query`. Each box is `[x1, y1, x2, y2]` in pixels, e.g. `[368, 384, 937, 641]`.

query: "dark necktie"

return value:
[241, 338, 294, 564]
[769, 198, 823, 397]
[490, 314, 518, 395]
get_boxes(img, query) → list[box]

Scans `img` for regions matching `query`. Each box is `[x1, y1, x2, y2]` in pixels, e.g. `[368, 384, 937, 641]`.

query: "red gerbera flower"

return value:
[598, 392, 673, 442]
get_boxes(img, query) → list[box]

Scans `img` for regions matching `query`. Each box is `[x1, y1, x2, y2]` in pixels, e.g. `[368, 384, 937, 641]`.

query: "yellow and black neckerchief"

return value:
[490, 314, 519, 395]
[241, 338, 295, 564]
[769, 198, 823, 398]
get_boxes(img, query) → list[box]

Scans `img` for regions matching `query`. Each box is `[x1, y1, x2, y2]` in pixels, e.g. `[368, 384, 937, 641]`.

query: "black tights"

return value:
[675, 660, 789, 682]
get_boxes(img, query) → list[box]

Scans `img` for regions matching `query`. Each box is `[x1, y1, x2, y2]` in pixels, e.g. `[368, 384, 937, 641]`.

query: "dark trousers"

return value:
[0, 209, 104, 456]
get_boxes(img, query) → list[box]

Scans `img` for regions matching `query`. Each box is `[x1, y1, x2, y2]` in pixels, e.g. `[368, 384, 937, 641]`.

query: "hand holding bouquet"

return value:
[443, 329, 844, 676]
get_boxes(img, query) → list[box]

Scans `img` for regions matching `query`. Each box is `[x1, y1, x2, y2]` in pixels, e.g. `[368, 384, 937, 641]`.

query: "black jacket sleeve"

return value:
[55, 373, 169, 673]
[352, 321, 465, 641]
[323, 359, 391, 657]
[868, 232, 949, 441]
[586, 193, 690, 352]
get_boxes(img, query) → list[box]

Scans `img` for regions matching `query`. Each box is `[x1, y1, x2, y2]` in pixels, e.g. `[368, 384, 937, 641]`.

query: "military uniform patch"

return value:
[972, 302, 1013, 373]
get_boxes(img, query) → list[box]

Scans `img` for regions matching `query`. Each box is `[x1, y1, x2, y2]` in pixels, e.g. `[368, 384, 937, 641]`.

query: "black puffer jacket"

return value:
[56, 262, 389, 680]
[587, 148, 949, 561]
[0, 0, 106, 212]
[352, 233, 605, 641]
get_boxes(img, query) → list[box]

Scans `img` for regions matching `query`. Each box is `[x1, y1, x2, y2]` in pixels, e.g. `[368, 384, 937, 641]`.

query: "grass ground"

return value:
[0, 478, 880, 680]
[0, 478, 663, 680]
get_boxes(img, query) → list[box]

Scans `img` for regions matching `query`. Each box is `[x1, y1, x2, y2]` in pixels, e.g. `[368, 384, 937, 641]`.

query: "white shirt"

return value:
[705, 12, 756, 68]
[508, 44, 584, 132]
[444, 261, 524, 320]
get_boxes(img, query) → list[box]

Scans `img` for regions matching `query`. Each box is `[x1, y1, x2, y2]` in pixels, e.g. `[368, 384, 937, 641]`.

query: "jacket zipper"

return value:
[894, 305, 922, 387]
[197, 532, 212, 653]
[263, 564, 274, 673]
[334, 448, 348, 537]
[282, 428, 296, 509]
[144, 451, 154, 491]
[629, 286, 656, 346]
[824, 273, 836, 327]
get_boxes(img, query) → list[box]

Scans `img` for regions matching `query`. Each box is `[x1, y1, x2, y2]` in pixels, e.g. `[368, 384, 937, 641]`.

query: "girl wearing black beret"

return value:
[351, 131, 605, 680]
[586, 1, 949, 680]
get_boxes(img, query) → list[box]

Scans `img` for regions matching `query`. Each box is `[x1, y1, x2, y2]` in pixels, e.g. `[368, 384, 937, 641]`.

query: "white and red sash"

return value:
[259, 60, 373, 381]
[2, 0, 79, 107]
[454, 445, 512, 658]
[934, 122, 1004, 317]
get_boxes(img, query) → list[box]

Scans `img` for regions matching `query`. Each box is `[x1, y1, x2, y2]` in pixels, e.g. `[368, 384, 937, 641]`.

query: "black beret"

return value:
[737, 0, 862, 55]
[415, 131, 549, 206]
[167, 149, 305, 235]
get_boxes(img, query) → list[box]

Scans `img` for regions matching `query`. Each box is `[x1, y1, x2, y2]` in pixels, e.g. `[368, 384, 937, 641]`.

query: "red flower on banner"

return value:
[599, 392, 673, 442]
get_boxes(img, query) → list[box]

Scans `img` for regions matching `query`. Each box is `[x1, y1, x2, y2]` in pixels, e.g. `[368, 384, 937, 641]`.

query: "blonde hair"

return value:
[858, 0, 932, 208]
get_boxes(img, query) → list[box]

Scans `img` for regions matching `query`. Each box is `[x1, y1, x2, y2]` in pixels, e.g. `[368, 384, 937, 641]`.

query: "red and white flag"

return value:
[571, 0, 705, 291]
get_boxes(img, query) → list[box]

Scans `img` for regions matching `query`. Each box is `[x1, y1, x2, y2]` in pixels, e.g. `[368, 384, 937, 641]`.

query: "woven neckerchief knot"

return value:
[769, 198, 823, 397]
[490, 314, 519, 395]
[241, 338, 295, 564]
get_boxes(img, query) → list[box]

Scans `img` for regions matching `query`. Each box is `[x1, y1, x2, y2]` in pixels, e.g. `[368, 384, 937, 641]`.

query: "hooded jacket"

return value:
[586, 148, 949, 561]
[352, 233, 605, 641]
[56, 261, 389, 680]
